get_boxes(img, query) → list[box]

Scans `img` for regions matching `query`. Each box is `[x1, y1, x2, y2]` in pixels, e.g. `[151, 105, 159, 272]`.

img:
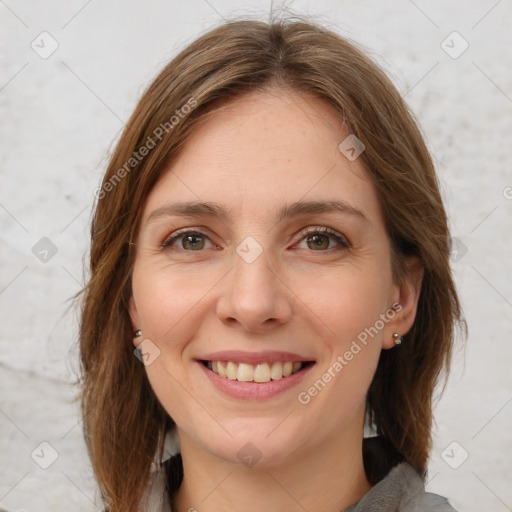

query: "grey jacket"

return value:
[344, 462, 456, 511]
[138, 432, 457, 511]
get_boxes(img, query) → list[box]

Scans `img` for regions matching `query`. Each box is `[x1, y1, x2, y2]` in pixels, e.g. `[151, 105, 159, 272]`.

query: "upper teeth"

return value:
[207, 361, 304, 383]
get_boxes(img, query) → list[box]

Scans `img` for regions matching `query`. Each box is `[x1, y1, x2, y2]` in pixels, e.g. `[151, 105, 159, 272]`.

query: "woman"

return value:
[79, 15, 465, 512]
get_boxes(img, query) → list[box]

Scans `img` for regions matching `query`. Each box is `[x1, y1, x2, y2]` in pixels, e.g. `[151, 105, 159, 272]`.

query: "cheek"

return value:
[131, 262, 223, 417]
[293, 262, 391, 350]
[132, 261, 222, 341]
[132, 264, 214, 430]
[291, 263, 389, 414]
[294, 271, 386, 433]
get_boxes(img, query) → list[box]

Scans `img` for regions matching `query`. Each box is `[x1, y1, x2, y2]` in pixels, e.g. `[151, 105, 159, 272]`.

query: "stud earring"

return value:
[134, 329, 142, 338]
[393, 333, 402, 345]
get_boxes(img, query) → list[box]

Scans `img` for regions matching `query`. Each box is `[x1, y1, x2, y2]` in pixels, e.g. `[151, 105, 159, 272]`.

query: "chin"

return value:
[205, 436, 302, 469]
[192, 416, 314, 469]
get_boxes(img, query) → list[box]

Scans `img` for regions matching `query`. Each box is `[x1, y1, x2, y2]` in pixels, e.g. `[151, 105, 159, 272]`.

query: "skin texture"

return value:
[129, 88, 422, 512]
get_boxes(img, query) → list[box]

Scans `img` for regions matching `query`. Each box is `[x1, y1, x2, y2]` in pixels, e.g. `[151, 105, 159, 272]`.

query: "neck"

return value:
[172, 413, 372, 512]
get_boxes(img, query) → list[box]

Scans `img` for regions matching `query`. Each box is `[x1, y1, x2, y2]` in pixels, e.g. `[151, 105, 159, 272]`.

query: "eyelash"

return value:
[161, 226, 350, 252]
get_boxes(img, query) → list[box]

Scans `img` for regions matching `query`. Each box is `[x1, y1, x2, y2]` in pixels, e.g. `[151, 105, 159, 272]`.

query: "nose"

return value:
[216, 246, 293, 333]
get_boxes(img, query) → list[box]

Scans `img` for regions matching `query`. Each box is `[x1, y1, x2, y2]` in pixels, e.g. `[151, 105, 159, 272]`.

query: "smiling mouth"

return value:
[201, 360, 315, 383]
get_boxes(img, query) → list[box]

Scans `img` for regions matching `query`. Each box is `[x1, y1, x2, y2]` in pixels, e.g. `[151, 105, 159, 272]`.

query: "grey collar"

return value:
[344, 462, 457, 511]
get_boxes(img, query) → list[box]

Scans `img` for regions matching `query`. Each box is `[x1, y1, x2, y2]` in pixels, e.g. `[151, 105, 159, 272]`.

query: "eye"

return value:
[295, 226, 350, 251]
[161, 228, 214, 251]
[161, 226, 350, 252]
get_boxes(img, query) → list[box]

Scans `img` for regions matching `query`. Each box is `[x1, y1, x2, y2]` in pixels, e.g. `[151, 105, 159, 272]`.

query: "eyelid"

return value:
[161, 225, 350, 251]
[161, 227, 214, 249]
[295, 226, 351, 249]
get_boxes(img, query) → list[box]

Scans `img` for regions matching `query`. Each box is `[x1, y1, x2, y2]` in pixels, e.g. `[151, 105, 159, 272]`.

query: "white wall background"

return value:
[1, 1, 511, 510]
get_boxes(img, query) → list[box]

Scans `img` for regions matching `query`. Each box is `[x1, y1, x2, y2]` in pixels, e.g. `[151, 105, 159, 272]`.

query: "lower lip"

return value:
[197, 361, 315, 400]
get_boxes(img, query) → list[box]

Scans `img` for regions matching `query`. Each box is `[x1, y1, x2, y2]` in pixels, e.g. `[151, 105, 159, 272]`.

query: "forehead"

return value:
[143, 89, 384, 228]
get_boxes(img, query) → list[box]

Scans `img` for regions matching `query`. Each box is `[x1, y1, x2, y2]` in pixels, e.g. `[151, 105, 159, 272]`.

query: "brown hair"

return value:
[78, 14, 465, 511]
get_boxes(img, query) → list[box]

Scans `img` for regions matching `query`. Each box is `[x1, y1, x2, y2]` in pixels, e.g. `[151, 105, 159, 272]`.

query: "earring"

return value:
[393, 333, 402, 345]
[134, 329, 142, 338]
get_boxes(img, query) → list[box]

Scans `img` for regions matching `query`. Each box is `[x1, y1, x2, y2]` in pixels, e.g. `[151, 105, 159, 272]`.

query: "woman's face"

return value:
[129, 88, 418, 467]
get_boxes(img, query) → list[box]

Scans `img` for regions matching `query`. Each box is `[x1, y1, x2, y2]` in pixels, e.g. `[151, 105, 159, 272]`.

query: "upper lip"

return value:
[197, 350, 315, 365]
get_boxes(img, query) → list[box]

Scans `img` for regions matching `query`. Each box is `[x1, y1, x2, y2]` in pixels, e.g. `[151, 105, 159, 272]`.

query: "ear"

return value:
[382, 256, 424, 349]
[128, 293, 141, 347]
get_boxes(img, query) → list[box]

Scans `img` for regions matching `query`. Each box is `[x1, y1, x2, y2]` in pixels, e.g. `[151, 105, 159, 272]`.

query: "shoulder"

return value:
[415, 492, 458, 511]
[390, 463, 457, 511]
[346, 462, 457, 512]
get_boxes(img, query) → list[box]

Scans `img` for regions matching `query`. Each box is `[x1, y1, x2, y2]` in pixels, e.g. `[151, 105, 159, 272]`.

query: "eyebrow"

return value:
[145, 199, 368, 226]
